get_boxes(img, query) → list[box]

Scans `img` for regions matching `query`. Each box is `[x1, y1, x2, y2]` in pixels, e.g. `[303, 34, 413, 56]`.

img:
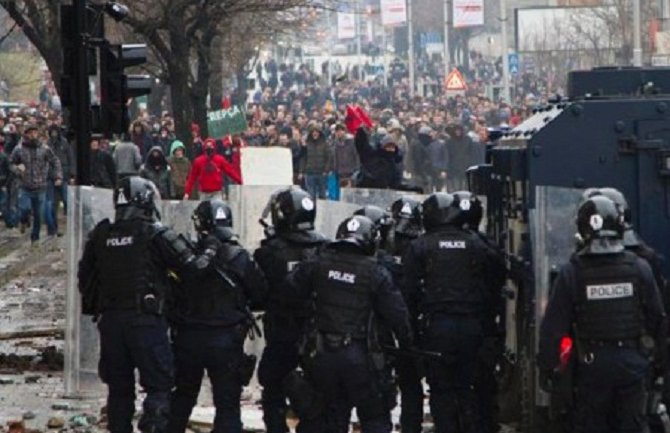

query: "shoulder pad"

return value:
[218, 243, 245, 263]
[150, 222, 169, 237]
[283, 230, 328, 245]
[94, 218, 111, 231]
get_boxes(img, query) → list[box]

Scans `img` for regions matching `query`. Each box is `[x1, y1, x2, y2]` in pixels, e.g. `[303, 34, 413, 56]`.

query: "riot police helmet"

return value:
[576, 195, 625, 255]
[267, 187, 316, 233]
[336, 215, 380, 256]
[452, 190, 483, 230]
[193, 199, 233, 233]
[353, 205, 393, 243]
[582, 187, 640, 247]
[390, 196, 423, 238]
[583, 187, 631, 224]
[422, 192, 463, 231]
[114, 176, 161, 222]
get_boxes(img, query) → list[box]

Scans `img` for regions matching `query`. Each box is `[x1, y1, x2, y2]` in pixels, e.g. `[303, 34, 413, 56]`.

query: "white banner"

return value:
[380, 0, 407, 26]
[337, 12, 356, 39]
[453, 0, 484, 28]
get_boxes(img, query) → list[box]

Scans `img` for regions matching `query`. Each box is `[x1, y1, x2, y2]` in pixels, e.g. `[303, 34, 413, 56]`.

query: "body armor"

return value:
[313, 251, 376, 338]
[573, 252, 644, 343]
[421, 228, 486, 315]
[95, 221, 166, 312]
[172, 242, 247, 327]
[263, 232, 325, 315]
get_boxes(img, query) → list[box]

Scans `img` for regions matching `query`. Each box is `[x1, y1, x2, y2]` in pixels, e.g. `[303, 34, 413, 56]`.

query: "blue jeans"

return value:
[3, 182, 19, 228]
[19, 188, 46, 241]
[304, 174, 327, 199]
[45, 181, 67, 235]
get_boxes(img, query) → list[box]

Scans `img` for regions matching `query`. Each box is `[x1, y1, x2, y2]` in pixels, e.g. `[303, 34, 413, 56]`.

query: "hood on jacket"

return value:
[170, 140, 186, 156]
[145, 145, 167, 169]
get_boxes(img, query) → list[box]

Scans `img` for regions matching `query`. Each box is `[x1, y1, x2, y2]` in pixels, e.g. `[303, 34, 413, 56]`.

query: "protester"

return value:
[167, 140, 191, 199]
[140, 146, 173, 200]
[183, 138, 242, 200]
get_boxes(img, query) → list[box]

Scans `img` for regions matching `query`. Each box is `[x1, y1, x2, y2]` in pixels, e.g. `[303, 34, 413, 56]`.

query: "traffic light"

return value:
[99, 42, 152, 134]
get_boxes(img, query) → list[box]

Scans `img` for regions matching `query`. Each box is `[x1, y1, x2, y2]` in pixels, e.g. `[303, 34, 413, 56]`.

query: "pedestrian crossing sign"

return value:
[444, 68, 468, 91]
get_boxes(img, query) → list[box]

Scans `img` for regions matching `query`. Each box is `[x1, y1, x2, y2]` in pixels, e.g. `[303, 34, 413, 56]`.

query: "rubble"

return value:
[46, 417, 64, 429]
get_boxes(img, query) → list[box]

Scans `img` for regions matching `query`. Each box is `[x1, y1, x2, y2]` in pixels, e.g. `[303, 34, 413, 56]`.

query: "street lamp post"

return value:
[408, 0, 415, 97]
[443, 0, 450, 75]
[633, 0, 642, 66]
[500, 0, 511, 103]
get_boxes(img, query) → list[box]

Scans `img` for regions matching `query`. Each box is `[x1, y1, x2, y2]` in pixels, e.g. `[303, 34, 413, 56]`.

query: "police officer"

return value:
[403, 192, 502, 433]
[583, 187, 666, 295]
[388, 197, 425, 433]
[354, 202, 425, 433]
[454, 190, 507, 433]
[168, 199, 268, 433]
[538, 195, 666, 433]
[254, 187, 327, 433]
[285, 215, 413, 433]
[78, 176, 220, 433]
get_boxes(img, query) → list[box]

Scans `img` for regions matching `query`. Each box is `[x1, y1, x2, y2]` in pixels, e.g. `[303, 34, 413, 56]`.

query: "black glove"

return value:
[202, 234, 222, 253]
[397, 331, 414, 350]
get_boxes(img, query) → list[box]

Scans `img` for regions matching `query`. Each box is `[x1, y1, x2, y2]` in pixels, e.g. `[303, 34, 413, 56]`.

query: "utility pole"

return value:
[355, 0, 362, 80]
[633, 0, 642, 66]
[73, 0, 92, 186]
[408, 0, 415, 97]
[327, 10, 333, 86]
[665, 0, 670, 31]
[500, 0, 511, 103]
[443, 0, 450, 76]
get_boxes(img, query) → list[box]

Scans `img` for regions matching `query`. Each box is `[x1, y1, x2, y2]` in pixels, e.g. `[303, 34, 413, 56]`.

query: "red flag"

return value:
[354, 105, 373, 129]
[344, 105, 363, 134]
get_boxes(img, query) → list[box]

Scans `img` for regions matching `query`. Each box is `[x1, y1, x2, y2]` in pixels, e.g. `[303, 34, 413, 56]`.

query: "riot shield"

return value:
[529, 186, 584, 427]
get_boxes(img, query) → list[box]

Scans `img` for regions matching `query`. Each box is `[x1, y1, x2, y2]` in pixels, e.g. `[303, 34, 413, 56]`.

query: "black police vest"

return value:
[95, 221, 163, 311]
[173, 243, 246, 326]
[421, 228, 486, 314]
[264, 236, 323, 314]
[573, 252, 644, 342]
[314, 251, 375, 338]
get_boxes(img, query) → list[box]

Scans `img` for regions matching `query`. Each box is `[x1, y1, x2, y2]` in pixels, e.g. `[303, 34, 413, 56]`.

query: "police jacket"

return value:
[170, 233, 268, 328]
[78, 218, 217, 315]
[538, 250, 666, 372]
[253, 230, 327, 316]
[285, 242, 412, 344]
[402, 225, 495, 315]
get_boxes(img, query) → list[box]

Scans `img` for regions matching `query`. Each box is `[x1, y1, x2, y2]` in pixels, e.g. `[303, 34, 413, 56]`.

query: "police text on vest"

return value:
[328, 270, 356, 284]
[439, 240, 466, 249]
[106, 236, 134, 247]
[586, 283, 634, 300]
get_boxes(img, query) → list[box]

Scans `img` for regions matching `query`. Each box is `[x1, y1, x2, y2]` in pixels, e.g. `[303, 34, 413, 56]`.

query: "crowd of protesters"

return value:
[0, 54, 553, 241]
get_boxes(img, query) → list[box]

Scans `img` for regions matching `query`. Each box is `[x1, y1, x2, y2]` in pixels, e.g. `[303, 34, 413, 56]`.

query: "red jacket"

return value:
[184, 154, 242, 195]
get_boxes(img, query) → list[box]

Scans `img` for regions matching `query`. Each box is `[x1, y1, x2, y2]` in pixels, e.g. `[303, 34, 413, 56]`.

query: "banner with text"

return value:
[338, 12, 356, 39]
[380, 0, 407, 26]
[207, 106, 247, 138]
[453, 0, 484, 28]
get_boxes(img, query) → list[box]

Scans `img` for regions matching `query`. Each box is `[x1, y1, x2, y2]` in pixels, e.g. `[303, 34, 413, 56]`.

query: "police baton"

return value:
[381, 345, 448, 362]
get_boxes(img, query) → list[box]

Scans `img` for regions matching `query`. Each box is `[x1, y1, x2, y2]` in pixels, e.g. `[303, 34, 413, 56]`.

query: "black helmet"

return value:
[267, 187, 316, 232]
[353, 205, 393, 243]
[587, 187, 640, 247]
[452, 191, 483, 229]
[422, 192, 462, 231]
[336, 215, 379, 255]
[390, 196, 423, 238]
[576, 195, 625, 254]
[114, 176, 160, 221]
[192, 199, 233, 234]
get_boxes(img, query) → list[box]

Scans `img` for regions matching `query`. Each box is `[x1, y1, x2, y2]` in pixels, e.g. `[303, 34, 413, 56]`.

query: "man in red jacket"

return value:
[183, 138, 242, 200]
